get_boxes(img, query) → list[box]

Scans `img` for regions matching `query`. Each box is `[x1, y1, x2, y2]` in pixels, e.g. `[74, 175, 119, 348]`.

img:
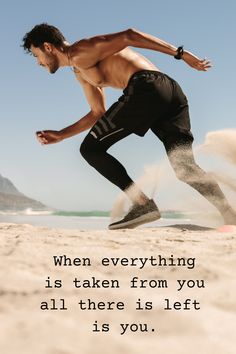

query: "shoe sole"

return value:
[108, 211, 161, 230]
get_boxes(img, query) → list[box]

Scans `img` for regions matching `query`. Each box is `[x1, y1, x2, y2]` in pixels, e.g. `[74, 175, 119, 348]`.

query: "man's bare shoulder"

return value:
[67, 30, 131, 69]
[68, 39, 88, 58]
[69, 33, 114, 57]
[70, 30, 128, 52]
[68, 38, 97, 69]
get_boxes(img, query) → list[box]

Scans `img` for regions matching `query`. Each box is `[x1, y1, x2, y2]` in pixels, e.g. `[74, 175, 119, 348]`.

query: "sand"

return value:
[0, 222, 236, 354]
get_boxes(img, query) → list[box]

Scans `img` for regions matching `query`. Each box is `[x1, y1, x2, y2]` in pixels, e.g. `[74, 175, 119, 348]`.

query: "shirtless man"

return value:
[22, 23, 236, 229]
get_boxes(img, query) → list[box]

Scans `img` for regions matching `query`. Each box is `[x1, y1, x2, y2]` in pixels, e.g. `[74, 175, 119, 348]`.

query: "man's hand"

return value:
[36, 130, 63, 145]
[182, 50, 212, 71]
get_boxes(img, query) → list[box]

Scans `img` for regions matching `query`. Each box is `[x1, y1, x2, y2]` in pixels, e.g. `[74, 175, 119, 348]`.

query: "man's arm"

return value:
[126, 28, 212, 71]
[36, 75, 106, 145]
[73, 28, 211, 71]
[59, 74, 106, 139]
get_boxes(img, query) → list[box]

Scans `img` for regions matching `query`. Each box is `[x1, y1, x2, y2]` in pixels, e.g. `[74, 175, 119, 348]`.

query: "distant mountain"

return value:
[0, 174, 48, 211]
[0, 174, 22, 196]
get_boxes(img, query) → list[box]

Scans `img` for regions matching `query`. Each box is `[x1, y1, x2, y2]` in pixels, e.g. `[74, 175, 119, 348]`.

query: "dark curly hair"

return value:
[22, 23, 66, 54]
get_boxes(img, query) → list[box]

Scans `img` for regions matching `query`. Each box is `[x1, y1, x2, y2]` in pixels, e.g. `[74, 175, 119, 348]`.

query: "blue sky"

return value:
[1, 0, 235, 211]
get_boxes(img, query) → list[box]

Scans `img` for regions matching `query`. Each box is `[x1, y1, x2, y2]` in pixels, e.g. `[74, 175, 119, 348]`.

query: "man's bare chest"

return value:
[74, 63, 109, 87]
[73, 51, 132, 88]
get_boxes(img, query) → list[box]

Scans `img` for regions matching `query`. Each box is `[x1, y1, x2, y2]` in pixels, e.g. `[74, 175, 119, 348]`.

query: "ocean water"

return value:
[0, 213, 109, 230]
[0, 209, 219, 230]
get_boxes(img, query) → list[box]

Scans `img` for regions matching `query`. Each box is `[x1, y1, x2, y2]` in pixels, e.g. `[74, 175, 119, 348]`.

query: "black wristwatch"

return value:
[174, 46, 184, 60]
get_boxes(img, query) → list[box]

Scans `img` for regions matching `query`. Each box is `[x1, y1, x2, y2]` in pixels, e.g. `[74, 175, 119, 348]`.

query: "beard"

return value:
[46, 53, 60, 74]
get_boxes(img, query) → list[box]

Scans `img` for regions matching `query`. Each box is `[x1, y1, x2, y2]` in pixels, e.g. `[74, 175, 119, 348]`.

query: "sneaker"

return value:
[108, 199, 161, 230]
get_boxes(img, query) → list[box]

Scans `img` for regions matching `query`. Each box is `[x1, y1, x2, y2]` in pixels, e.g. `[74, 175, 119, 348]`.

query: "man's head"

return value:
[22, 23, 67, 74]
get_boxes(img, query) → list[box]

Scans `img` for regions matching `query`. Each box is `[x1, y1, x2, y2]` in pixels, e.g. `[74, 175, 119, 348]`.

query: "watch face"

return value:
[175, 46, 184, 59]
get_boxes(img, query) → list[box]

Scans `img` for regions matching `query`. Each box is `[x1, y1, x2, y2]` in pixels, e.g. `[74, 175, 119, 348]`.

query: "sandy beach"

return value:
[0, 222, 236, 354]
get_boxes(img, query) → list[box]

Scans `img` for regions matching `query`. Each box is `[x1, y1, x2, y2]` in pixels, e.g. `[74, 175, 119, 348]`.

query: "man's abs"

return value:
[76, 47, 159, 89]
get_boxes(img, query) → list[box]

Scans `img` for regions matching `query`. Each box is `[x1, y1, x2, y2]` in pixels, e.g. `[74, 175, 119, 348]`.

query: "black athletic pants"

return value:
[80, 70, 230, 215]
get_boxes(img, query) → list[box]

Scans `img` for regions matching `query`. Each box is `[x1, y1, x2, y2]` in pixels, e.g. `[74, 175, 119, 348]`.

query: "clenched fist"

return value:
[36, 130, 64, 145]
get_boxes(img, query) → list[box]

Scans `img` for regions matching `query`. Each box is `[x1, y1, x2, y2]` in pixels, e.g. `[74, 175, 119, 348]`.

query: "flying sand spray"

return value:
[111, 129, 236, 229]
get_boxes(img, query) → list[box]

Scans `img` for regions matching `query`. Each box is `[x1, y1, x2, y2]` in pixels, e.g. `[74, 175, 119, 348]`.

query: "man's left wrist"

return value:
[174, 46, 184, 60]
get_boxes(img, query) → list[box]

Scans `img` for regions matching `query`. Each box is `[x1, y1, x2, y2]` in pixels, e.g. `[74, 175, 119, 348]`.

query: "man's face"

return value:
[30, 44, 59, 74]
